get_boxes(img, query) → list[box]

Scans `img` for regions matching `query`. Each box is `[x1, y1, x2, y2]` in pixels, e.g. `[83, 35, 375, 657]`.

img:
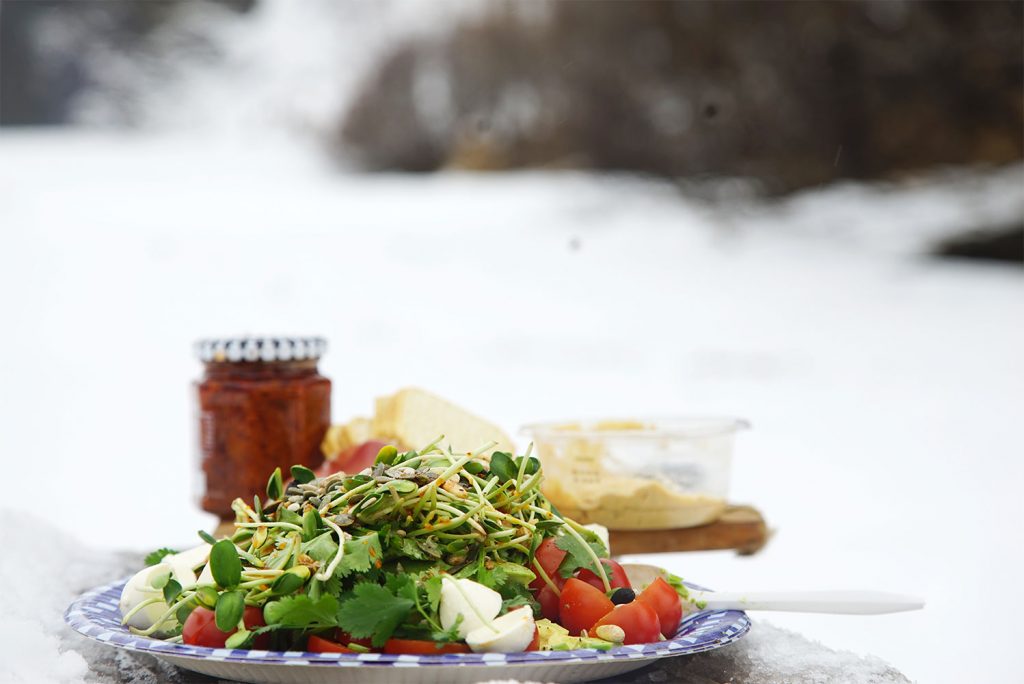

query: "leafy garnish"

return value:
[264, 595, 339, 628]
[335, 533, 383, 578]
[210, 540, 242, 588]
[555, 532, 608, 579]
[336, 583, 414, 647]
[215, 591, 245, 632]
[144, 548, 177, 566]
[489, 451, 517, 482]
[266, 467, 284, 500]
[290, 464, 316, 484]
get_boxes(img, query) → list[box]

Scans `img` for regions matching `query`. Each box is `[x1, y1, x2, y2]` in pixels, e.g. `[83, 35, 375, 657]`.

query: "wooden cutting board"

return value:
[608, 505, 769, 556]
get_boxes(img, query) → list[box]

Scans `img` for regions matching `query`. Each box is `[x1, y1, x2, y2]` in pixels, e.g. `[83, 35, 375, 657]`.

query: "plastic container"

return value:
[521, 418, 748, 530]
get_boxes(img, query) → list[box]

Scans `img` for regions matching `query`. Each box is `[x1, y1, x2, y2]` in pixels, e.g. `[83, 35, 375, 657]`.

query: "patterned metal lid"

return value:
[194, 336, 327, 363]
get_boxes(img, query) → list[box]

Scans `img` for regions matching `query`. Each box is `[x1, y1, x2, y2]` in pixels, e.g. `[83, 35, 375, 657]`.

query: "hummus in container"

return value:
[522, 418, 747, 530]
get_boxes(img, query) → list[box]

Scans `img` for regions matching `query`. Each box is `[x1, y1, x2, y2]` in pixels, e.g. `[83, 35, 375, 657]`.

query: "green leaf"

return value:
[463, 460, 485, 475]
[290, 464, 316, 484]
[476, 565, 508, 590]
[175, 600, 196, 625]
[215, 590, 245, 632]
[335, 533, 383, 578]
[195, 586, 219, 608]
[224, 628, 251, 649]
[162, 578, 182, 605]
[391, 535, 428, 561]
[489, 451, 517, 482]
[210, 540, 242, 588]
[385, 573, 418, 603]
[302, 508, 321, 541]
[515, 456, 540, 476]
[302, 532, 339, 564]
[269, 570, 306, 597]
[374, 445, 398, 465]
[535, 520, 563, 532]
[267, 467, 284, 500]
[555, 533, 608, 579]
[422, 575, 443, 614]
[494, 561, 535, 586]
[336, 583, 414, 648]
[264, 595, 339, 628]
[144, 547, 177, 566]
[197, 530, 217, 545]
[278, 506, 302, 527]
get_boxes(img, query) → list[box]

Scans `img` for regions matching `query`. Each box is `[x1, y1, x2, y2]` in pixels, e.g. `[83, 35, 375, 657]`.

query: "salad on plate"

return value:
[119, 439, 693, 655]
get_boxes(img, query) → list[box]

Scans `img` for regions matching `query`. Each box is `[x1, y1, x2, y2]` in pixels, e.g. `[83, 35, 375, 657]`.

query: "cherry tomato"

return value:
[559, 578, 615, 636]
[526, 627, 540, 651]
[333, 630, 374, 649]
[536, 584, 561, 621]
[307, 635, 355, 653]
[635, 577, 683, 637]
[591, 600, 661, 645]
[316, 440, 393, 477]
[383, 639, 471, 654]
[529, 537, 567, 591]
[182, 606, 269, 649]
[576, 559, 632, 592]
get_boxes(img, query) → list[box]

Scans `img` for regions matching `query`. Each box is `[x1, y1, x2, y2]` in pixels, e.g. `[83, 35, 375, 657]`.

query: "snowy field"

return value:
[0, 131, 1022, 684]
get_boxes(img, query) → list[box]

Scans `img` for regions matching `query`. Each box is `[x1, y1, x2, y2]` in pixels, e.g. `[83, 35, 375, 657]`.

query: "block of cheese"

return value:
[321, 388, 515, 460]
[372, 387, 515, 456]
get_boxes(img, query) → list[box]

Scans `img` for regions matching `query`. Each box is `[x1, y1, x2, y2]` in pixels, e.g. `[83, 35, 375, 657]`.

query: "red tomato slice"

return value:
[383, 639, 470, 654]
[529, 537, 567, 591]
[576, 559, 631, 592]
[636, 577, 683, 637]
[526, 627, 540, 651]
[333, 630, 374, 649]
[592, 600, 661, 645]
[182, 606, 268, 649]
[559, 577, 615, 636]
[307, 635, 355, 653]
[535, 584, 561, 621]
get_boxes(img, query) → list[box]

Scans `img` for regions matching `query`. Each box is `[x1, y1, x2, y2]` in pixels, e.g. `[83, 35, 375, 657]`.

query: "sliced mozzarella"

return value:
[118, 564, 177, 632]
[196, 559, 215, 586]
[465, 607, 535, 653]
[439, 577, 502, 639]
[165, 544, 210, 589]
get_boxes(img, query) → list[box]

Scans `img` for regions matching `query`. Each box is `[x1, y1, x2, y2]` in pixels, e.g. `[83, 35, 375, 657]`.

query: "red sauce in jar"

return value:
[195, 337, 331, 519]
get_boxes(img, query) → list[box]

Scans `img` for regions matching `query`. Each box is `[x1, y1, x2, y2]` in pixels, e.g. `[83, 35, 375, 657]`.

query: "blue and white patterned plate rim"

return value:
[65, 576, 750, 667]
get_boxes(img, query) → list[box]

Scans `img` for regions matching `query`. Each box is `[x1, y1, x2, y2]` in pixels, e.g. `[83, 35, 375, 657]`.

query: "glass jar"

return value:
[195, 337, 331, 519]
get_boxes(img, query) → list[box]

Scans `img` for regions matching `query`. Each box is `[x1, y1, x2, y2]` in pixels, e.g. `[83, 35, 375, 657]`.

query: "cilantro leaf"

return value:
[144, 548, 177, 566]
[476, 565, 508, 590]
[336, 583, 414, 647]
[336, 533, 383, 578]
[301, 532, 338, 564]
[422, 575, 443, 614]
[555, 532, 608, 579]
[263, 595, 339, 628]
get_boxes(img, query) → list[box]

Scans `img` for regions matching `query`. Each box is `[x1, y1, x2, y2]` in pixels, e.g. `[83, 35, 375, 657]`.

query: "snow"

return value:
[0, 131, 1020, 684]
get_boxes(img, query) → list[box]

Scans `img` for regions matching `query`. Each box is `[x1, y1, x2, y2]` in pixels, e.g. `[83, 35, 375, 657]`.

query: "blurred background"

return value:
[1, 1, 1021, 682]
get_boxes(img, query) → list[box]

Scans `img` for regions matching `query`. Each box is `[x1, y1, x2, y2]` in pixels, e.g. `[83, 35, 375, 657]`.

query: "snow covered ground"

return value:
[0, 131, 1021, 684]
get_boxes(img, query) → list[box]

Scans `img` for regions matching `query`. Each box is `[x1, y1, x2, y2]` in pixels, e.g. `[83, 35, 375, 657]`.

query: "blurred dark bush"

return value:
[339, 0, 1023, 193]
[0, 0, 254, 125]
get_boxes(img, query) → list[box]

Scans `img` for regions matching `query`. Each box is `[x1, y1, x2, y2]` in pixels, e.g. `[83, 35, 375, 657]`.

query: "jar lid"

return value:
[194, 336, 327, 363]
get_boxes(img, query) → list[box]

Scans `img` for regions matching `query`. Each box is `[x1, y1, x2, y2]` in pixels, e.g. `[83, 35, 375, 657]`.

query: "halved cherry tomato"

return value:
[182, 606, 269, 649]
[576, 559, 631, 592]
[536, 584, 561, 621]
[383, 639, 470, 654]
[529, 537, 567, 591]
[559, 578, 615, 636]
[526, 627, 540, 651]
[307, 635, 355, 653]
[635, 577, 683, 637]
[333, 630, 374, 649]
[591, 600, 661, 645]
